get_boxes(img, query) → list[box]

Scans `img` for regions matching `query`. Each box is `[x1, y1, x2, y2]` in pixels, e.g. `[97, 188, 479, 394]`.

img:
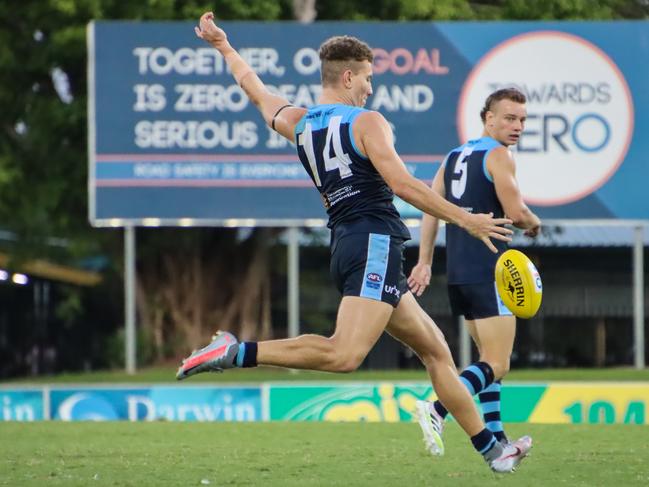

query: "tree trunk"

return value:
[293, 0, 316, 22]
[135, 228, 278, 360]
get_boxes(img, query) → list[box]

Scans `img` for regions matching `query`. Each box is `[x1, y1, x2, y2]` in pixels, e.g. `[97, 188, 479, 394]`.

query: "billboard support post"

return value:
[287, 227, 300, 339]
[633, 225, 645, 369]
[459, 315, 470, 369]
[125, 226, 137, 375]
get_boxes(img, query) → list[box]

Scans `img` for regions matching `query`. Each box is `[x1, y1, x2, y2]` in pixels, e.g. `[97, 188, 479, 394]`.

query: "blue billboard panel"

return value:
[50, 386, 262, 421]
[88, 21, 649, 224]
[0, 390, 44, 421]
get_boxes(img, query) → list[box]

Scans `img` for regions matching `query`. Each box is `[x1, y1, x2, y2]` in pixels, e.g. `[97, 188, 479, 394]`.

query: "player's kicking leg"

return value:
[177, 296, 392, 378]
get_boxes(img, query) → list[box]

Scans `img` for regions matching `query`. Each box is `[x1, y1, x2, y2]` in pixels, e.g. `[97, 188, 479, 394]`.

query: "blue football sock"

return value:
[471, 428, 502, 460]
[433, 361, 495, 419]
[479, 380, 507, 442]
[235, 342, 258, 368]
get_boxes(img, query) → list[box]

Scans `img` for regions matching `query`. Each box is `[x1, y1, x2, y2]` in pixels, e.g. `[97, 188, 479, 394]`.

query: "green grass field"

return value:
[4, 368, 649, 485]
[2, 422, 648, 486]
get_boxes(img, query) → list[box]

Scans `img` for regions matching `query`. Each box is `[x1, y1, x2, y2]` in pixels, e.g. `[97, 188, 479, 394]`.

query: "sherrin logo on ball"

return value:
[494, 249, 542, 319]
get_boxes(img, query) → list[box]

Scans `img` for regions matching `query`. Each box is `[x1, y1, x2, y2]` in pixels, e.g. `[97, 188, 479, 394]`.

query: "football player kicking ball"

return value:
[178, 12, 531, 473]
[408, 88, 541, 455]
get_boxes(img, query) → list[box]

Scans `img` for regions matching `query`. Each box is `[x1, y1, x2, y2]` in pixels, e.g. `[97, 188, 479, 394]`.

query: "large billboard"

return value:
[88, 21, 649, 225]
[3, 383, 648, 424]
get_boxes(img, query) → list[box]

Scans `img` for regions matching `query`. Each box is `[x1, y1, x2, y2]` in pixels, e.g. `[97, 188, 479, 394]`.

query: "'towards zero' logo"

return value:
[458, 31, 634, 206]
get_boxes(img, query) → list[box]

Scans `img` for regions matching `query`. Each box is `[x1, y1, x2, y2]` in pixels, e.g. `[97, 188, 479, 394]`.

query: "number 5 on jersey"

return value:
[451, 146, 473, 199]
[298, 115, 353, 187]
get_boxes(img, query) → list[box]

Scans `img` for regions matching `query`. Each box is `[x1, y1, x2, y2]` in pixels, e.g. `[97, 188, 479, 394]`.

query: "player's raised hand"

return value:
[195, 12, 228, 49]
[464, 212, 513, 253]
[407, 263, 432, 297]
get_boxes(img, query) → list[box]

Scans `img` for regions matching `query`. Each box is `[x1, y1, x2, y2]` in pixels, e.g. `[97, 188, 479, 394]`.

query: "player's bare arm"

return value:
[486, 146, 541, 237]
[354, 111, 512, 252]
[407, 165, 445, 296]
[195, 12, 306, 141]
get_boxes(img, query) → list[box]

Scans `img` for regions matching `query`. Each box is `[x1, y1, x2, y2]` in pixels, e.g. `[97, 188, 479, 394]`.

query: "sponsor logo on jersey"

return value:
[384, 284, 401, 299]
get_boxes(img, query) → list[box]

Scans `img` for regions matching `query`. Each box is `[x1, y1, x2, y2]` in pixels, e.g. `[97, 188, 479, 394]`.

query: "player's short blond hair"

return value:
[319, 36, 373, 87]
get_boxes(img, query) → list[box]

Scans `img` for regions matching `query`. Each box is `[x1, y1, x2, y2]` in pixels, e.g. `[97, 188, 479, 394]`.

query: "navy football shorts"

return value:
[330, 233, 408, 308]
[448, 281, 514, 320]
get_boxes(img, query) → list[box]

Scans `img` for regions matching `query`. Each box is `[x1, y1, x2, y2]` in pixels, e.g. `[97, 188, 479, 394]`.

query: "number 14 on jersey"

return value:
[298, 115, 353, 187]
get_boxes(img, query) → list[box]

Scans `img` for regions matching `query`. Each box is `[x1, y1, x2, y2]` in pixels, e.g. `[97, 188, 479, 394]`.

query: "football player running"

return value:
[409, 88, 540, 453]
[178, 12, 530, 473]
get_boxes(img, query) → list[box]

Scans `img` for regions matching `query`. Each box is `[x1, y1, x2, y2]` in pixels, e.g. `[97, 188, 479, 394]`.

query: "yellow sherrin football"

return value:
[494, 249, 543, 319]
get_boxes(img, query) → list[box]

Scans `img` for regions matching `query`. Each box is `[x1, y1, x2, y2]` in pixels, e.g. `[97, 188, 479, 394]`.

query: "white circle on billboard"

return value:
[458, 31, 634, 206]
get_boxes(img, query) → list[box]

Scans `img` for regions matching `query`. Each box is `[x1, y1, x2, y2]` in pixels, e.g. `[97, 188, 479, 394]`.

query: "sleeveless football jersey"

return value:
[443, 136, 508, 284]
[295, 104, 409, 240]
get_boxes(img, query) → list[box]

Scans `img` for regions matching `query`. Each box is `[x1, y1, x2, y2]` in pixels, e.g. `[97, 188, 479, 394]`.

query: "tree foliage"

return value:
[315, 0, 648, 20]
[501, 0, 649, 19]
[0, 0, 294, 259]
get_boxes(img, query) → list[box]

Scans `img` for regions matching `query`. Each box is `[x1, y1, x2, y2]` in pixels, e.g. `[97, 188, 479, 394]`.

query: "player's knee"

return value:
[486, 359, 510, 380]
[335, 361, 360, 373]
[499, 359, 511, 378]
[415, 331, 454, 368]
[335, 353, 365, 373]
[329, 350, 365, 373]
[322, 335, 367, 372]
[418, 345, 453, 369]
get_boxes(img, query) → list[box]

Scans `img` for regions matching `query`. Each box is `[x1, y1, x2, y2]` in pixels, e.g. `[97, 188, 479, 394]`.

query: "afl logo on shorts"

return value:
[494, 249, 543, 319]
[365, 273, 383, 289]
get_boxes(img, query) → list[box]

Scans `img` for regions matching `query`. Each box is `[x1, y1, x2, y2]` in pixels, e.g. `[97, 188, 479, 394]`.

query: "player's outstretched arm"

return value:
[194, 12, 306, 141]
[354, 111, 512, 253]
[486, 147, 541, 237]
[407, 166, 444, 296]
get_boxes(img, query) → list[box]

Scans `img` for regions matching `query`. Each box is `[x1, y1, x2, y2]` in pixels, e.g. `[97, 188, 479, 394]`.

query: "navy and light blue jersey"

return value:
[295, 104, 410, 241]
[443, 136, 507, 284]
